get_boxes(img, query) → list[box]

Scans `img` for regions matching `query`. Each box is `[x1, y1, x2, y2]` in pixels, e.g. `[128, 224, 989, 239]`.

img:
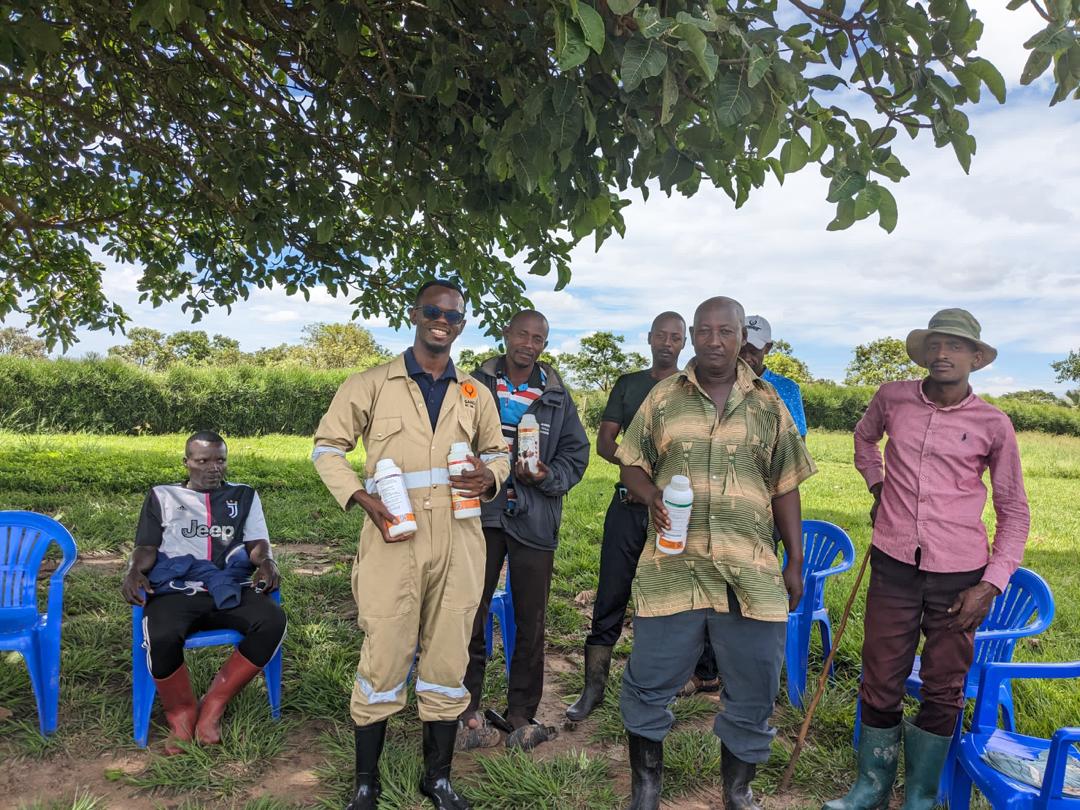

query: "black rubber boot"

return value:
[721, 743, 762, 810]
[566, 644, 612, 722]
[345, 720, 386, 810]
[625, 732, 663, 810]
[419, 720, 471, 810]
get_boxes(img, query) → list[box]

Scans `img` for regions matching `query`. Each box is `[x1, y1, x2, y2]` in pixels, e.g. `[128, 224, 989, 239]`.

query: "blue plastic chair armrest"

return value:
[44, 538, 78, 630]
[1041, 727, 1080, 802]
[972, 662, 1080, 732]
[823, 555, 855, 578]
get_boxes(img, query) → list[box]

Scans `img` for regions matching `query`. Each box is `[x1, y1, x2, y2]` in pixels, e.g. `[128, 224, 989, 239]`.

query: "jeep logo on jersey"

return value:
[180, 520, 236, 541]
[226, 500, 239, 518]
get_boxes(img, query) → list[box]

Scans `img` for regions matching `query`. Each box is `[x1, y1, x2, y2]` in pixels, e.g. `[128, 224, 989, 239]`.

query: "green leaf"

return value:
[551, 76, 577, 114]
[714, 74, 751, 126]
[747, 45, 769, 88]
[826, 197, 855, 231]
[928, 74, 956, 107]
[1021, 48, 1053, 84]
[951, 132, 974, 173]
[1030, 28, 1075, 55]
[316, 219, 335, 243]
[780, 134, 809, 173]
[634, 6, 675, 39]
[809, 119, 828, 160]
[607, 0, 640, 13]
[545, 102, 584, 150]
[676, 24, 716, 81]
[826, 168, 866, 202]
[806, 74, 846, 90]
[621, 37, 668, 91]
[661, 67, 678, 126]
[853, 184, 880, 220]
[968, 58, 1006, 102]
[556, 17, 590, 71]
[675, 11, 717, 31]
[755, 111, 781, 156]
[877, 186, 898, 232]
[952, 65, 981, 102]
[575, 3, 606, 54]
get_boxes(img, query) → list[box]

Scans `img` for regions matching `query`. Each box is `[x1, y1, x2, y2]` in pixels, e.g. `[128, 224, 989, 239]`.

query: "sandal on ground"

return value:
[454, 716, 502, 752]
[505, 719, 559, 751]
[677, 675, 720, 698]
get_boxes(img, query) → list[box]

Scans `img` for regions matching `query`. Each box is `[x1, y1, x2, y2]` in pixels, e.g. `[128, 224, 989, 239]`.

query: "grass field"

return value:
[1, 430, 1077, 809]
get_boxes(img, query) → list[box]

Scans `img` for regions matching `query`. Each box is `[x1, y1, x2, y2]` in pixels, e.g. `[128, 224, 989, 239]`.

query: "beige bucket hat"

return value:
[906, 308, 997, 369]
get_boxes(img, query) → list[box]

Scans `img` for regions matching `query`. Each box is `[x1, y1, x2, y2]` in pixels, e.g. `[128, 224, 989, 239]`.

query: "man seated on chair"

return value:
[121, 430, 286, 755]
[825, 309, 1030, 810]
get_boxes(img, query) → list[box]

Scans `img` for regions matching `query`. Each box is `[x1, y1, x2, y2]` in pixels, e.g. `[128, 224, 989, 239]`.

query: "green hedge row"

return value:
[2, 357, 1078, 437]
[0, 357, 349, 435]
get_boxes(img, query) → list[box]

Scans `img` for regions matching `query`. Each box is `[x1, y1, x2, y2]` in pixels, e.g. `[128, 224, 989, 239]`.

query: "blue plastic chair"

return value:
[0, 511, 78, 735]
[483, 557, 515, 677]
[950, 661, 1080, 809]
[854, 567, 1055, 803]
[132, 589, 283, 747]
[782, 520, 856, 708]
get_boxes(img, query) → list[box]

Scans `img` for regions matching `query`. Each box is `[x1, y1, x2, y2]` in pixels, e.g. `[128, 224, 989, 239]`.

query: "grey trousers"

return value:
[620, 596, 786, 763]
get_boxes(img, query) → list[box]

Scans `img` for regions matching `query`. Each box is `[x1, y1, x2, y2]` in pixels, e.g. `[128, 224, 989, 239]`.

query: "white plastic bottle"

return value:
[656, 475, 693, 555]
[518, 414, 540, 473]
[448, 442, 482, 520]
[372, 458, 418, 539]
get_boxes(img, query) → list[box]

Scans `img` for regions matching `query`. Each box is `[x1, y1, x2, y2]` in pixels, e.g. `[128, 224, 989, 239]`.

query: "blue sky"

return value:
[21, 1, 1080, 395]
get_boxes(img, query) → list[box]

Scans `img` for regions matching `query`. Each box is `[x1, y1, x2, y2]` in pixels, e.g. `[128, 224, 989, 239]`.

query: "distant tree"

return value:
[109, 327, 243, 370]
[296, 323, 390, 370]
[1052, 350, 1080, 383]
[0, 326, 48, 359]
[998, 389, 1065, 406]
[844, 337, 921, 386]
[1064, 390, 1080, 409]
[107, 327, 169, 369]
[764, 339, 812, 384]
[249, 344, 298, 367]
[560, 331, 646, 392]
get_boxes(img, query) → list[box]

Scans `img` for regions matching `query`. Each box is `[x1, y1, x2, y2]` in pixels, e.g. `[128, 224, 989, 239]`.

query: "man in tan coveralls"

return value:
[312, 279, 510, 810]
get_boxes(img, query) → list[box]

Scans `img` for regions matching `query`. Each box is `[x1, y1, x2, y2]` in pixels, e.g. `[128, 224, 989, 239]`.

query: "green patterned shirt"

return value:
[615, 358, 817, 622]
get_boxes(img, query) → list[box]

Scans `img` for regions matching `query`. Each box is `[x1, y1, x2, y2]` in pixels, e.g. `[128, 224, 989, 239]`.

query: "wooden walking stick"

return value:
[779, 547, 873, 793]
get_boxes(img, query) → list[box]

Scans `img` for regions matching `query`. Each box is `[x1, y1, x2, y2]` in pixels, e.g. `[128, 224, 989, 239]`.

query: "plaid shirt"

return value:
[616, 359, 817, 622]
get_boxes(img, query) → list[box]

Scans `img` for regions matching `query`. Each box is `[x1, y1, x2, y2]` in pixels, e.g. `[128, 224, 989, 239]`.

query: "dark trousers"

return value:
[464, 527, 554, 725]
[620, 591, 786, 763]
[586, 491, 649, 647]
[860, 547, 984, 736]
[142, 589, 287, 679]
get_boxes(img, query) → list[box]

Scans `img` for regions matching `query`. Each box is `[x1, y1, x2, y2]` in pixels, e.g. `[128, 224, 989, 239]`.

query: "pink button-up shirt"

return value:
[854, 380, 1029, 592]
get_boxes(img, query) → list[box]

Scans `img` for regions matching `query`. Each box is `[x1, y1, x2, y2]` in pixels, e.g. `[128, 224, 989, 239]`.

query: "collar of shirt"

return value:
[677, 357, 761, 414]
[495, 356, 545, 392]
[404, 346, 457, 383]
[916, 379, 976, 412]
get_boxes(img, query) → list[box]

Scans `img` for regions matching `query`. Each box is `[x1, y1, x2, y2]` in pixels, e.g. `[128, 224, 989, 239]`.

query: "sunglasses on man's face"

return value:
[415, 304, 465, 325]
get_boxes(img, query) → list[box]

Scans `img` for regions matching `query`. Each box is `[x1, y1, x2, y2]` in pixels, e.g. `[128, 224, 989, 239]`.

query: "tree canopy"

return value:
[1052, 349, 1080, 383]
[561, 330, 647, 390]
[844, 335, 920, 385]
[4, 0, 1079, 347]
[764, 338, 812, 383]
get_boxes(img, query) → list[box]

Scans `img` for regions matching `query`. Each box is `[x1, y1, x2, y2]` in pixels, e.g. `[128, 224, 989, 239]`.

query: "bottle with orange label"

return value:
[656, 475, 693, 555]
[447, 442, 482, 519]
[372, 458, 418, 538]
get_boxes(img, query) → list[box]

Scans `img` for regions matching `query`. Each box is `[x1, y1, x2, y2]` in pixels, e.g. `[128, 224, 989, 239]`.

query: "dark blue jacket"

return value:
[473, 358, 590, 551]
[148, 547, 256, 609]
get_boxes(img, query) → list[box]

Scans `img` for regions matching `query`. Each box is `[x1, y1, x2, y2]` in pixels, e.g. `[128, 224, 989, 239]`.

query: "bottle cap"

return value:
[450, 442, 471, 456]
[375, 458, 397, 474]
[520, 414, 538, 426]
[670, 475, 691, 490]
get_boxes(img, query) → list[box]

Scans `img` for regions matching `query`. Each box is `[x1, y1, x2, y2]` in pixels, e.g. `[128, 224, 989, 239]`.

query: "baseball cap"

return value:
[745, 315, 772, 349]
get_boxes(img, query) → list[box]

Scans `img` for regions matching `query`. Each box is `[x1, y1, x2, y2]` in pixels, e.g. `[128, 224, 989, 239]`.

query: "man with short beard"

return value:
[122, 430, 285, 755]
[825, 309, 1029, 810]
[616, 297, 815, 810]
[313, 279, 510, 810]
[458, 309, 590, 751]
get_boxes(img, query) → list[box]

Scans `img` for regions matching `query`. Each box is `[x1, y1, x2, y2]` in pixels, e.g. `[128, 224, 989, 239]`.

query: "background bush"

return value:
[3, 356, 1078, 437]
